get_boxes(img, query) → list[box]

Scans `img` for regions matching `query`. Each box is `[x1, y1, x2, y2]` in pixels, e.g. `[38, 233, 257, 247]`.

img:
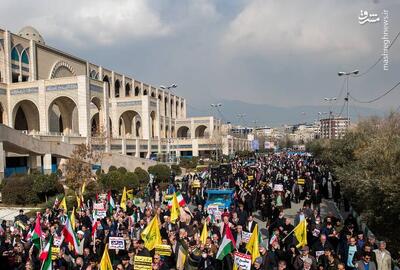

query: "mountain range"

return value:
[188, 99, 386, 127]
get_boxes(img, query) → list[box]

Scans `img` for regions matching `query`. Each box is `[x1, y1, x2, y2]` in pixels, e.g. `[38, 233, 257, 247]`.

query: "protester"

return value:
[0, 152, 397, 270]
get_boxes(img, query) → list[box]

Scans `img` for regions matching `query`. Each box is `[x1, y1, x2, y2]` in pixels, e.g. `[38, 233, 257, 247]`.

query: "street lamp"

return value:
[338, 69, 358, 124]
[160, 84, 177, 90]
[210, 103, 223, 161]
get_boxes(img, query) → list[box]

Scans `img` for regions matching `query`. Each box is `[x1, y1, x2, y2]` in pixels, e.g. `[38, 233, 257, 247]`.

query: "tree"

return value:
[65, 144, 99, 193]
[2, 176, 39, 205]
[134, 167, 150, 186]
[307, 114, 400, 252]
[171, 164, 182, 176]
[148, 164, 171, 183]
[32, 173, 63, 202]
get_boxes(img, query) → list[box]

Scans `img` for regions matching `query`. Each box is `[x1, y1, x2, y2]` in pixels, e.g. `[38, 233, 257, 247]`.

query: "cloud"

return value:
[5, 0, 170, 46]
[221, 0, 377, 58]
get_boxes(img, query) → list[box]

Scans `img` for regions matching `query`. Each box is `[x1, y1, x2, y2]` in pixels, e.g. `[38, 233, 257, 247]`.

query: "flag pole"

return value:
[281, 219, 306, 242]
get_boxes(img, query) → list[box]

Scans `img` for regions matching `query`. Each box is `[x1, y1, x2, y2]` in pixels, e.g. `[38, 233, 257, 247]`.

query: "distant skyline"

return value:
[2, 0, 400, 122]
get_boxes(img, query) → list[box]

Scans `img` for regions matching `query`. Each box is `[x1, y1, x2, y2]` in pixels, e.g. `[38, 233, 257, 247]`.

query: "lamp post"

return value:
[323, 98, 337, 139]
[210, 103, 223, 161]
[338, 70, 359, 125]
[160, 83, 177, 160]
[160, 84, 177, 90]
[166, 138, 174, 163]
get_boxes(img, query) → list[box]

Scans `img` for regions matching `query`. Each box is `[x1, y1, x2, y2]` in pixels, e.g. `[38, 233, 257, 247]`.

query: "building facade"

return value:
[320, 117, 350, 139]
[0, 26, 250, 176]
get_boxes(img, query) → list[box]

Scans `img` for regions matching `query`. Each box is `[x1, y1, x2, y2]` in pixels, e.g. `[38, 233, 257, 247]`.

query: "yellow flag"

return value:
[120, 187, 127, 211]
[60, 196, 67, 211]
[70, 207, 76, 230]
[141, 216, 162, 250]
[176, 244, 188, 270]
[294, 219, 307, 248]
[200, 222, 208, 244]
[76, 196, 81, 209]
[100, 244, 113, 270]
[246, 224, 261, 263]
[81, 181, 86, 195]
[127, 189, 134, 200]
[170, 193, 180, 224]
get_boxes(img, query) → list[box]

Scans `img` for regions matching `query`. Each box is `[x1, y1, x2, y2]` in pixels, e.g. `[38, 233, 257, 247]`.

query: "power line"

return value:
[349, 81, 400, 103]
[333, 78, 347, 108]
[352, 30, 400, 77]
[336, 100, 347, 117]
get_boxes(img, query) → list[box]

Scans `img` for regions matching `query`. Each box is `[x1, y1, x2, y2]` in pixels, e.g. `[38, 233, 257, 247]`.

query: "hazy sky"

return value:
[3, 0, 400, 116]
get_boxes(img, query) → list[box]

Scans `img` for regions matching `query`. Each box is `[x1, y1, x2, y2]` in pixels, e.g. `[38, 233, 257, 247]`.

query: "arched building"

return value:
[0, 26, 250, 179]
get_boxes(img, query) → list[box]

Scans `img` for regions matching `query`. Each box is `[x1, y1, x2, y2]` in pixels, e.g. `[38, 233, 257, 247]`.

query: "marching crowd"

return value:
[0, 153, 396, 270]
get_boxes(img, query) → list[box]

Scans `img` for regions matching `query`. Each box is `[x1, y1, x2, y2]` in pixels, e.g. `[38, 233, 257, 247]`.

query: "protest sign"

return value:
[155, 244, 172, 256]
[134, 256, 152, 270]
[51, 247, 60, 260]
[234, 252, 252, 270]
[207, 204, 219, 215]
[96, 210, 107, 219]
[93, 202, 105, 210]
[108, 237, 125, 250]
[241, 231, 252, 243]
[273, 184, 284, 192]
[53, 235, 62, 247]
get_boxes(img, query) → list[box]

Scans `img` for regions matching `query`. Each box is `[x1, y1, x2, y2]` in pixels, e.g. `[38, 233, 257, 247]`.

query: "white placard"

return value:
[96, 210, 107, 219]
[214, 210, 222, 221]
[93, 202, 105, 210]
[273, 184, 284, 192]
[53, 235, 63, 247]
[241, 231, 252, 243]
[108, 237, 125, 250]
[234, 252, 252, 270]
[207, 204, 219, 215]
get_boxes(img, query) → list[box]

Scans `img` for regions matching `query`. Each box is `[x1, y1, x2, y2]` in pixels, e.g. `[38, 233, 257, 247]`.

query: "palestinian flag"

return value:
[107, 191, 115, 213]
[216, 224, 235, 260]
[40, 236, 53, 270]
[92, 220, 99, 237]
[167, 192, 186, 208]
[62, 217, 79, 253]
[31, 213, 42, 250]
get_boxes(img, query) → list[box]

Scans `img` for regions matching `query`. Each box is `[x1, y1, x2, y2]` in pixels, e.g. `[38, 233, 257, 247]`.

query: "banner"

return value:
[96, 210, 107, 219]
[297, 178, 305, 185]
[93, 202, 105, 210]
[247, 175, 254, 181]
[108, 237, 125, 250]
[192, 180, 201, 188]
[134, 256, 152, 270]
[51, 247, 60, 260]
[273, 184, 284, 192]
[155, 244, 172, 256]
[53, 236, 63, 247]
[207, 204, 219, 215]
[234, 252, 252, 270]
[241, 232, 252, 243]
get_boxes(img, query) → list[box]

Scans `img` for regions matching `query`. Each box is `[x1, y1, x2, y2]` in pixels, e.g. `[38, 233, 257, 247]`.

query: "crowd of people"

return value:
[0, 153, 396, 270]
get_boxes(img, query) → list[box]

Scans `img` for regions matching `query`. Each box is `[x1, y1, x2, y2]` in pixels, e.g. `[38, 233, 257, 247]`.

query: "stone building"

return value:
[0, 26, 250, 179]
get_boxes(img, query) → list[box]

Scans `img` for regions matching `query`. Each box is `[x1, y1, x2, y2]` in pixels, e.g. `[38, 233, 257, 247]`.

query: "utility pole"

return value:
[338, 69, 359, 128]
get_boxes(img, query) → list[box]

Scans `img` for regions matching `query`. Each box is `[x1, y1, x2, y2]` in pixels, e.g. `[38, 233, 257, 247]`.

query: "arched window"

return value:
[135, 86, 140, 96]
[103, 75, 110, 97]
[143, 89, 148, 95]
[11, 47, 19, 61]
[21, 50, 29, 64]
[125, 83, 131, 97]
[115, 80, 120, 98]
